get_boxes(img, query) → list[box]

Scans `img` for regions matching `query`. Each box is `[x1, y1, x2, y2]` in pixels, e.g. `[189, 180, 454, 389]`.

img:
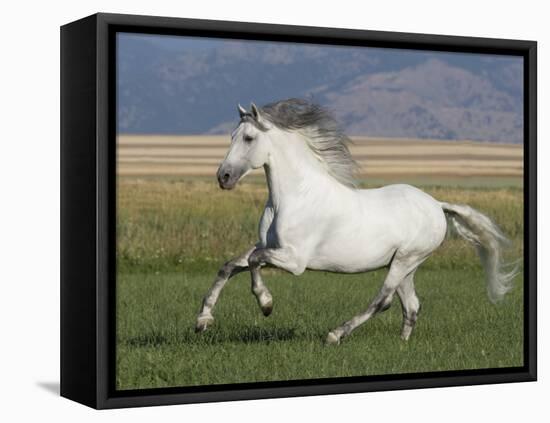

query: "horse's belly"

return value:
[307, 242, 396, 273]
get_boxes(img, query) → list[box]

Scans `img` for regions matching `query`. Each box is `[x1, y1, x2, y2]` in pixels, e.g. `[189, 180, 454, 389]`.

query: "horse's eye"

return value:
[243, 135, 254, 142]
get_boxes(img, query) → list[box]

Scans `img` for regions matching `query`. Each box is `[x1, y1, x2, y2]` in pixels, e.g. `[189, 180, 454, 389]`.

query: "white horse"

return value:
[196, 99, 517, 344]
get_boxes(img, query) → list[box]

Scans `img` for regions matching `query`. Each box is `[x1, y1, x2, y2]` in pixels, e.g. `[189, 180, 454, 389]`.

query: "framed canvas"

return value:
[60, 12, 537, 409]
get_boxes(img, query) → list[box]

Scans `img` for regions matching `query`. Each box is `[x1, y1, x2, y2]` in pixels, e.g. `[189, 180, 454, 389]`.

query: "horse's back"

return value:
[302, 184, 445, 272]
[359, 184, 443, 217]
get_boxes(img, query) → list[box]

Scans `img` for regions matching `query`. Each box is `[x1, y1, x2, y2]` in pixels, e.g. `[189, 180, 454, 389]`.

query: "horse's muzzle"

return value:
[216, 165, 238, 190]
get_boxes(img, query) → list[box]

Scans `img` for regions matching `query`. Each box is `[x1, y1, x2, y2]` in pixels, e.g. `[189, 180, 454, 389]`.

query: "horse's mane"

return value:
[246, 98, 359, 188]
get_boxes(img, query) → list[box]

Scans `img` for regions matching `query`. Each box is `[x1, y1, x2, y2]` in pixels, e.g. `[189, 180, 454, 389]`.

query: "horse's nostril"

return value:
[223, 173, 230, 182]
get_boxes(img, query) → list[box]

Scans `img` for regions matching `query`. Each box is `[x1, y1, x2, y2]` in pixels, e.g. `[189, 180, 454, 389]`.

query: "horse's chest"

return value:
[260, 209, 305, 249]
[258, 206, 279, 248]
[265, 223, 279, 248]
[265, 215, 290, 248]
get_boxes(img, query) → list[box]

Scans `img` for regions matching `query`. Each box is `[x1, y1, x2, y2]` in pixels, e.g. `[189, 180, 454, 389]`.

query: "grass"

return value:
[116, 176, 524, 390]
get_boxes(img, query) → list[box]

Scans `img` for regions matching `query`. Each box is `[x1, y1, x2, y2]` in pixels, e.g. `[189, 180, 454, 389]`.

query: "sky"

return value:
[117, 32, 523, 142]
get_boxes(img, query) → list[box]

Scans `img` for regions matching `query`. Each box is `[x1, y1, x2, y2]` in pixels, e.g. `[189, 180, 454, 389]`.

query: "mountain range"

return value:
[117, 34, 523, 143]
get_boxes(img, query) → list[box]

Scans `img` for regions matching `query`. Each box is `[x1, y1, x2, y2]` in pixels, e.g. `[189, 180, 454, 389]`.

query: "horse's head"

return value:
[217, 103, 273, 190]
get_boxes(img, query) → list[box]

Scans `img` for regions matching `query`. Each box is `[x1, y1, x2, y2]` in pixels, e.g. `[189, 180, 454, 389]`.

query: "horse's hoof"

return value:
[400, 323, 414, 341]
[401, 331, 412, 341]
[325, 332, 340, 345]
[261, 300, 273, 317]
[195, 315, 214, 333]
[379, 302, 392, 313]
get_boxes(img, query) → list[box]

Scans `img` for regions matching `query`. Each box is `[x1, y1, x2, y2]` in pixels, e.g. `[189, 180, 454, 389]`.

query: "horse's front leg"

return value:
[248, 247, 304, 316]
[195, 246, 256, 332]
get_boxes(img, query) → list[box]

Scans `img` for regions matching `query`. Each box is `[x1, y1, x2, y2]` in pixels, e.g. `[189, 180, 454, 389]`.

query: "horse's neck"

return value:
[263, 133, 348, 211]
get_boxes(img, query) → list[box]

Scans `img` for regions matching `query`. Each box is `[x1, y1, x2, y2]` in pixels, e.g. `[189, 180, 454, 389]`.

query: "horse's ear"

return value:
[250, 102, 261, 121]
[238, 103, 247, 118]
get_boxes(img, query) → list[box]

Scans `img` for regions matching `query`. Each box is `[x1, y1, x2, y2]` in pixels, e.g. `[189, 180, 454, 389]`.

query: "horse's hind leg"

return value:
[396, 271, 420, 341]
[195, 246, 255, 332]
[326, 256, 421, 345]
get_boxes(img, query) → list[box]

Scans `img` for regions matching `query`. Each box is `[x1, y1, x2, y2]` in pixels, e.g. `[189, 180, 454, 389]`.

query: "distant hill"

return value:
[117, 34, 523, 143]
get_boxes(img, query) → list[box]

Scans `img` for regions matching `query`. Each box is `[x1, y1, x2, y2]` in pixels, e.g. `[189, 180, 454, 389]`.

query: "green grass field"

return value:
[116, 177, 524, 390]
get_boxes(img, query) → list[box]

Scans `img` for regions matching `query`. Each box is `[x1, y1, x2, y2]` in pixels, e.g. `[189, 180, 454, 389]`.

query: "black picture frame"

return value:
[60, 12, 537, 409]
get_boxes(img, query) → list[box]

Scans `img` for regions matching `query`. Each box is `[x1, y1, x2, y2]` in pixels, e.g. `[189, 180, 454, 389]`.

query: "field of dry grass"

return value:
[117, 135, 524, 178]
[116, 179, 523, 273]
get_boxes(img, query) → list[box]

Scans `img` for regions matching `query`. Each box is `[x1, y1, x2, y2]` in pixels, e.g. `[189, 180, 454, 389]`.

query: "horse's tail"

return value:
[440, 202, 518, 303]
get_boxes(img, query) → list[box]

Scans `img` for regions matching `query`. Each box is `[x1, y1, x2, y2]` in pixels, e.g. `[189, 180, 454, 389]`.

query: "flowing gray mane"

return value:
[245, 99, 359, 188]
